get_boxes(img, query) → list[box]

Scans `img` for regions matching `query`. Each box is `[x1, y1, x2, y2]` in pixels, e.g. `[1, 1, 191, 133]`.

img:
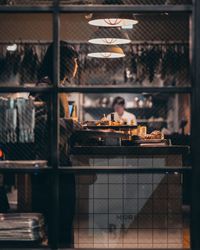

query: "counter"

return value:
[70, 145, 190, 249]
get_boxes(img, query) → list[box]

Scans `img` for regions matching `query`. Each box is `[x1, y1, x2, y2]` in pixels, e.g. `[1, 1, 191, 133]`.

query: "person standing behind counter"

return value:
[107, 96, 137, 125]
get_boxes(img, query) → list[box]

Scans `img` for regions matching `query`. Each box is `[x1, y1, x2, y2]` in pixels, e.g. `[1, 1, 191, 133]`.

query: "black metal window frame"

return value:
[0, 0, 199, 249]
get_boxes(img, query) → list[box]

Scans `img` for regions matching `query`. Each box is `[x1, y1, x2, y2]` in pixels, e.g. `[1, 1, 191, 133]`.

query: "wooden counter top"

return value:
[70, 145, 190, 156]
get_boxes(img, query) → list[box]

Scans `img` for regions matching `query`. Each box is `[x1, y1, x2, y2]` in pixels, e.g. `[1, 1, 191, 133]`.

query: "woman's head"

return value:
[112, 96, 125, 116]
[38, 41, 78, 84]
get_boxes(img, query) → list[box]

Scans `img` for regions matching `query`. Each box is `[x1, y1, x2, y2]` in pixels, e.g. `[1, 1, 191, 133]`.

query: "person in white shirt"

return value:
[107, 96, 137, 125]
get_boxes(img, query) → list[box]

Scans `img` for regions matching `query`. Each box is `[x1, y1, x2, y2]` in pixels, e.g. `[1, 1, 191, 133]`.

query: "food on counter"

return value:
[82, 120, 97, 126]
[151, 130, 163, 139]
[144, 130, 164, 140]
[137, 126, 147, 138]
[97, 114, 110, 126]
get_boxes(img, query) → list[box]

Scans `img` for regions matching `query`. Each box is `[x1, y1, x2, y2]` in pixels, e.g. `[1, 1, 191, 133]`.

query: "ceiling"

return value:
[0, 0, 192, 6]
[0, 13, 189, 43]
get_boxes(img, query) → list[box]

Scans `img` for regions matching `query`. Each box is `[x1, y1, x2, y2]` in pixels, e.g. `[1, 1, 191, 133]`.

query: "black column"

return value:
[49, 0, 60, 248]
[191, 1, 200, 249]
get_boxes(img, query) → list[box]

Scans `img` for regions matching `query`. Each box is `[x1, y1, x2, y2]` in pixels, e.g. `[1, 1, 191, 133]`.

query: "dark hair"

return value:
[112, 96, 125, 107]
[38, 41, 78, 83]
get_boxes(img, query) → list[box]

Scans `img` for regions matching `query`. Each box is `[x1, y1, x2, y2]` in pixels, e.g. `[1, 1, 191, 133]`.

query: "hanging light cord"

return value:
[104, 18, 122, 26]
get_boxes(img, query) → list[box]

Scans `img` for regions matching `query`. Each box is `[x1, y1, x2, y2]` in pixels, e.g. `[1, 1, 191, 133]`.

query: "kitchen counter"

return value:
[71, 145, 189, 156]
[70, 144, 190, 249]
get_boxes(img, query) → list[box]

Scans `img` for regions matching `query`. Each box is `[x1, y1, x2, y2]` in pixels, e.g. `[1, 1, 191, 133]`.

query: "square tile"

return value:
[94, 157, 109, 167]
[138, 157, 153, 167]
[124, 214, 138, 229]
[94, 184, 108, 198]
[139, 198, 152, 214]
[109, 243, 123, 248]
[138, 174, 153, 184]
[168, 174, 181, 184]
[168, 199, 182, 213]
[124, 199, 138, 214]
[109, 157, 123, 167]
[167, 155, 182, 166]
[168, 229, 183, 244]
[109, 184, 123, 198]
[109, 231, 123, 244]
[167, 243, 183, 248]
[138, 214, 153, 229]
[76, 174, 95, 184]
[109, 174, 123, 183]
[168, 214, 183, 229]
[168, 184, 182, 198]
[94, 229, 108, 244]
[94, 199, 108, 213]
[153, 157, 166, 167]
[153, 229, 167, 244]
[78, 184, 93, 199]
[109, 214, 123, 229]
[124, 184, 138, 198]
[138, 229, 153, 243]
[76, 243, 94, 248]
[94, 174, 109, 184]
[123, 229, 138, 244]
[94, 214, 109, 229]
[78, 229, 94, 243]
[78, 214, 93, 229]
[138, 243, 153, 248]
[153, 199, 168, 214]
[78, 198, 93, 214]
[109, 199, 123, 214]
[153, 214, 168, 229]
[124, 174, 137, 184]
[124, 157, 138, 167]
[152, 243, 168, 248]
[123, 244, 138, 248]
[153, 174, 167, 184]
[138, 184, 153, 199]
[153, 184, 168, 199]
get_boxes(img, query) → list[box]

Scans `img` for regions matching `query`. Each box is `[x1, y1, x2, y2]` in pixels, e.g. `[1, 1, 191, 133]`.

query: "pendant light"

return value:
[88, 0, 138, 28]
[88, 13, 138, 28]
[88, 45, 125, 58]
[88, 27, 131, 45]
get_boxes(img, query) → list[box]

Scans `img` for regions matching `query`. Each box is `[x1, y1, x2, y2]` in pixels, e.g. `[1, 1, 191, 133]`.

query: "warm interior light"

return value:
[88, 38, 130, 45]
[88, 18, 138, 28]
[88, 52, 125, 58]
[6, 44, 17, 52]
[88, 45, 125, 58]
[88, 27, 131, 45]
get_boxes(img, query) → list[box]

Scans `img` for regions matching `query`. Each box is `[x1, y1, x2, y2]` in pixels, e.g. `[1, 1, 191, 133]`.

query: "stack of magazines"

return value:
[0, 213, 45, 242]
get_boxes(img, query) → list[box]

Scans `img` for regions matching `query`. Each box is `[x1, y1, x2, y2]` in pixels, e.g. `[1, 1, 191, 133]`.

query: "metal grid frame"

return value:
[0, 0, 199, 249]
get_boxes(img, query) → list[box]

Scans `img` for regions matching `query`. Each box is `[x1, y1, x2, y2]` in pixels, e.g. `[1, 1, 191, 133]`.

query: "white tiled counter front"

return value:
[71, 151, 188, 249]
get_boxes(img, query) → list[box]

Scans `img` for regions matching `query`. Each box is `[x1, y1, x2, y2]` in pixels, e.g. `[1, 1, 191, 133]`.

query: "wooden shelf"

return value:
[59, 86, 192, 94]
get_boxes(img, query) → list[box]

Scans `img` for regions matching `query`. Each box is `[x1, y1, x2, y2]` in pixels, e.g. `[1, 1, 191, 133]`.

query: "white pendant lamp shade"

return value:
[88, 27, 131, 45]
[88, 13, 138, 28]
[88, 45, 125, 58]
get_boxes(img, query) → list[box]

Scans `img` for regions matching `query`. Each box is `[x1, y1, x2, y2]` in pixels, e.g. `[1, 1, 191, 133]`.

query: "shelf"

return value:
[0, 86, 53, 93]
[0, 86, 191, 94]
[59, 86, 192, 94]
[59, 166, 191, 174]
[0, 4, 192, 14]
[59, 4, 193, 13]
[0, 243, 49, 249]
[0, 167, 52, 174]
[83, 107, 152, 112]
[70, 145, 190, 156]
[0, 6, 53, 13]
[0, 165, 191, 174]
[137, 119, 166, 123]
